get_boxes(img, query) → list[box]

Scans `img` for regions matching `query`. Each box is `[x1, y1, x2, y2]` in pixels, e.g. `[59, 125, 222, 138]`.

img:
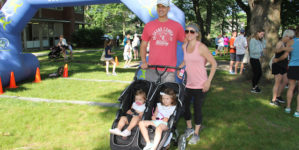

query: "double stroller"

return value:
[48, 46, 62, 59]
[110, 66, 186, 150]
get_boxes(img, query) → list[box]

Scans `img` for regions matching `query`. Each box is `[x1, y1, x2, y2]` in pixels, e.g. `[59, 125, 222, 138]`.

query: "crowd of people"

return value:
[221, 27, 298, 116]
[44, 0, 298, 149]
[109, 0, 217, 149]
[104, 0, 298, 149]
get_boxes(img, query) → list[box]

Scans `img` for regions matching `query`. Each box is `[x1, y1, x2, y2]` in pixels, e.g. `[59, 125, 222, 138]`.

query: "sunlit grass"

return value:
[0, 98, 116, 150]
[1, 49, 299, 150]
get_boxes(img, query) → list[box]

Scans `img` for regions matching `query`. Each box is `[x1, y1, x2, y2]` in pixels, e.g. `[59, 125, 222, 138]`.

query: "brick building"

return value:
[0, 0, 85, 50]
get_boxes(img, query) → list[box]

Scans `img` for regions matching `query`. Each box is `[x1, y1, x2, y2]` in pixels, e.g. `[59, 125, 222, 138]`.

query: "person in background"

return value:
[116, 35, 120, 47]
[217, 35, 224, 56]
[270, 29, 295, 106]
[132, 33, 140, 60]
[104, 39, 117, 75]
[215, 35, 221, 56]
[224, 34, 229, 55]
[57, 35, 68, 60]
[229, 31, 237, 74]
[123, 39, 133, 68]
[285, 26, 299, 117]
[139, 0, 185, 82]
[234, 29, 247, 74]
[123, 33, 130, 47]
[249, 30, 265, 93]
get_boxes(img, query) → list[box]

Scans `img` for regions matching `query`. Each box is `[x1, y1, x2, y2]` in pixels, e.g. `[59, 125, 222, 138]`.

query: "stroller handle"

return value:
[134, 65, 181, 82]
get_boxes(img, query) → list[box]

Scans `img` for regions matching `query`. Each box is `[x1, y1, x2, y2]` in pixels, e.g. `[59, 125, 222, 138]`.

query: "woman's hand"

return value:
[176, 70, 183, 79]
[203, 80, 211, 92]
[272, 58, 277, 64]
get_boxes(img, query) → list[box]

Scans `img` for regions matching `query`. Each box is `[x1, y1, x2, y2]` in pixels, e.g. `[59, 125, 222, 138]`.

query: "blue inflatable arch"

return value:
[0, 0, 185, 87]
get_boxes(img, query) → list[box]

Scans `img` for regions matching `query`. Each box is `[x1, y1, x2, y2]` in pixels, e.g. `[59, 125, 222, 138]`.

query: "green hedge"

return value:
[71, 28, 104, 48]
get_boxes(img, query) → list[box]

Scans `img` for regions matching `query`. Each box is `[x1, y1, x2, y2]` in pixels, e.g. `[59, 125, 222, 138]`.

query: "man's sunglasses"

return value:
[185, 30, 195, 34]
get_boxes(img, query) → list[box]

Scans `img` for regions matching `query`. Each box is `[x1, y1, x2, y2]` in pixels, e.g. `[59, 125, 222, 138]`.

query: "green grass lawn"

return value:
[1, 48, 299, 150]
[0, 98, 116, 150]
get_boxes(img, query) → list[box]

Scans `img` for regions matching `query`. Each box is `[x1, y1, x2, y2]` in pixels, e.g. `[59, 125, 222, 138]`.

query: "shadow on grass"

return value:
[35, 49, 138, 81]
[100, 89, 125, 100]
[168, 70, 299, 150]
[93, 106, 119, 150]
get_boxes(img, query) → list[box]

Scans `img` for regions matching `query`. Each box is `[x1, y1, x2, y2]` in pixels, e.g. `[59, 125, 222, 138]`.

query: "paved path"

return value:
[31, 49, 102, 57]
[206, 60, 230, 71]
[13, 50, 231, 107]
[64, 78, 131, 84]
[0, 95, 120, 108]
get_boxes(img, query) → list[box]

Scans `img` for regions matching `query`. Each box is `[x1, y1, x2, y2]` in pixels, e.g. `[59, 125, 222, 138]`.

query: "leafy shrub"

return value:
[71, 28, 104, 48]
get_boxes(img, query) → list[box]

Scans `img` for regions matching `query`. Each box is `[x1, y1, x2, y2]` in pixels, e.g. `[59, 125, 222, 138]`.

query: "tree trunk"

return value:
[237, 0, 282, 80]
[205, 0, 212, 40]
[249, 0, 268, 34]
[235, 0, 251, 35]
[191, 0, 209, 45]
[262, 0, 282, 79]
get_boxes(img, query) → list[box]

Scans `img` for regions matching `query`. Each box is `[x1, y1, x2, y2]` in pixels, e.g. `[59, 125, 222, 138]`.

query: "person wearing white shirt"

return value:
[110, 89, 147, 137]
[123, 39, 133, 68]
[57, 35, 68, 60]
[234, 29, 248, 74]
[218, 36, 224, 56]
[139, 88, 177, 150]
[132, 34, 140, 60]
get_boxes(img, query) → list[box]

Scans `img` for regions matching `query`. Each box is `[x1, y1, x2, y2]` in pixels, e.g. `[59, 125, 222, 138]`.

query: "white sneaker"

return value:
[121, 129, 131, 137]
[109, 128, 122, 136]
[188, 134, 200, 145]
[143, 143, 153, 150]
[112, 72, 117, 76]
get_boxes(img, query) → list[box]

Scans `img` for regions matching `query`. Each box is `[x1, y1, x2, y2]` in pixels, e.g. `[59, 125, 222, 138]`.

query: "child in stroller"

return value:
[110, 78, 154, 150]
[48, 46, 62, 59]
[110, 66, 185, 150]
[110, 89, 147, 137]
[139, 88, 177, 150]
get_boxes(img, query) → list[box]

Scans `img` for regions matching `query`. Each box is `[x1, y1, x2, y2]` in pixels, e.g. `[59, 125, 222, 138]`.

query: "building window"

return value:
[74, 6, 84, 14]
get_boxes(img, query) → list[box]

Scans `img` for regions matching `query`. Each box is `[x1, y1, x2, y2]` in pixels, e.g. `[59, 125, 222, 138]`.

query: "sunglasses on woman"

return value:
[185, 30, 195, 34]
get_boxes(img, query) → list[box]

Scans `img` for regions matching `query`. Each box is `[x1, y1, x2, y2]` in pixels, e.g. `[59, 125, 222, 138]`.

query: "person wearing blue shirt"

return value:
[271, 29, 295, 106]
[285, 26, 299, 117]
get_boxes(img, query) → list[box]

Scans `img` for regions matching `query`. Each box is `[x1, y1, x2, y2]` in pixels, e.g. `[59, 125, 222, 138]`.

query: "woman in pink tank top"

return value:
[177, 24, 217, 144]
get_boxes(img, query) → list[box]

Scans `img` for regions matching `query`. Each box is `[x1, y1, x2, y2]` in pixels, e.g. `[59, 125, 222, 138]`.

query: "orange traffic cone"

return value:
[63, 64, 68, 77]
[115, 56, 119, 66]
[34, 67, 41, 83]
[0, 76, 4, 95]
[8, 71, 18, 88]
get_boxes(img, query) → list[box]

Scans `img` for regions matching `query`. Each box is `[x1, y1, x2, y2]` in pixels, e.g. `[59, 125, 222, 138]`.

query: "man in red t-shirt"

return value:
[229, 31, 237, 74]
[140, 0, 185, 82]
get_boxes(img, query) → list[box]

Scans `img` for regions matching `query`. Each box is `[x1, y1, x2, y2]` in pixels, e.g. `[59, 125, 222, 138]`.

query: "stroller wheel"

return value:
[178, 134, 187, 150]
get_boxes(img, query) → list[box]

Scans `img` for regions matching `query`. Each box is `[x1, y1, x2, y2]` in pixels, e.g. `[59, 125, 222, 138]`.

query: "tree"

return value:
[236, 0, 283, 78]
[85, 4, 140, 38]
[281, 0, 299, 31]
